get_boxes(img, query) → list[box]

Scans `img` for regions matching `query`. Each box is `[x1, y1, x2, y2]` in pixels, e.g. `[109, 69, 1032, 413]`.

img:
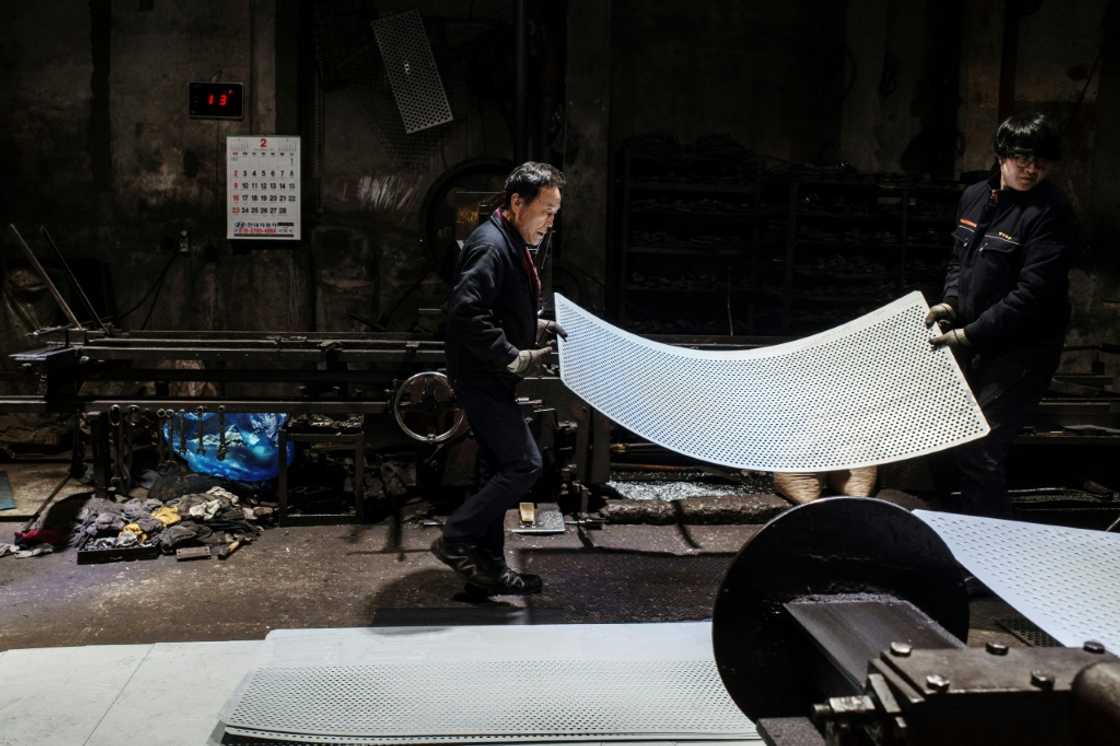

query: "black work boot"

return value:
[493, 566, 543, 594]
[431, 537, 498, 586]
[484, 550, 543, 595]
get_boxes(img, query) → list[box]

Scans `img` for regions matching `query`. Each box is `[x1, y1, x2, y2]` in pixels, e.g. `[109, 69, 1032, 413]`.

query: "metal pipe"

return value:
[81, 399, 390, 414]
[8, 224, 84, 330]
[514, 0, 527, 164]
[39, 226, 111, 334]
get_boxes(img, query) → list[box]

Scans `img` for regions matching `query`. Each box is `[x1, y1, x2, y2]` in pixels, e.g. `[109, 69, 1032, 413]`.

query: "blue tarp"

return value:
[163, 412, 293, 481]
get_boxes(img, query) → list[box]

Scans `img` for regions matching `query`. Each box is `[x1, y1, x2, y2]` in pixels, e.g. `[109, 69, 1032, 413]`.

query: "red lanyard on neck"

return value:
[498, 210, 542, 308]
[521, 244, 542, 308]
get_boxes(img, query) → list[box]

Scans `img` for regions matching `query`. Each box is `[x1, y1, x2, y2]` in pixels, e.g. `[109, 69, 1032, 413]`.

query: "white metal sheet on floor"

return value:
[219, 622, 759, 744]
[917, 510, 1120, 652]
[0, 644, 153, 746]
[0, 640, 259, 746]
[0, 623, 760, 746]
[86, 641, 261, 746]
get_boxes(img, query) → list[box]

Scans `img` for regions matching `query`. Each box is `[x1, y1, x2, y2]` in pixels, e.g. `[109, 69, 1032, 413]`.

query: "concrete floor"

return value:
[0, 461, 74, 519]
[0, 461, 1023, 652]
[0, 515, 758, 649]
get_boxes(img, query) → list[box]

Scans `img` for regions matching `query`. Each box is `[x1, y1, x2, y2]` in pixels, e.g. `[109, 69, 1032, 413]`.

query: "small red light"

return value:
[207, 94, 214, 105]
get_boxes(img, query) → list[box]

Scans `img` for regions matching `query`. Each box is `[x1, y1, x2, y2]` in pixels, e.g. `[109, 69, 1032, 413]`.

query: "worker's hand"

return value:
[925, 303, 957, 327]
[930, 328, 971, 349]
[507, 346, 553, 375]
[536, 319, 569, 344]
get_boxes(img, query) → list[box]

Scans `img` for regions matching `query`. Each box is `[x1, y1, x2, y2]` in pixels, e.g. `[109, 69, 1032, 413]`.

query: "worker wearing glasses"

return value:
[926, 112, 1075, 517]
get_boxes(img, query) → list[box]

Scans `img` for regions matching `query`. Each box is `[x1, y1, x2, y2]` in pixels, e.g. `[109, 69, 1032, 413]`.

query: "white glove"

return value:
[930, 328, 970, 349]
[925, 303, 956, 327]
[536, 319, 569, 345]
[507, 346, 553, 374]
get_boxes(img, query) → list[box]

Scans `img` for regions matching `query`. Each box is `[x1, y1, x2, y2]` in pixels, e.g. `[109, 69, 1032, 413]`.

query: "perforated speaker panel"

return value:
[555, 292, 989, 472]
[371, 11, 453, 134]
[916, 510, 1120, 652]
[223, 658, 755, 740]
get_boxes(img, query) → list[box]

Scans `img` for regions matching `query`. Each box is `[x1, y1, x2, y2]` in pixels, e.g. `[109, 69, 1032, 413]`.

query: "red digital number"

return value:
[207, 94, 215, 105]
[219, 93, 228, 107]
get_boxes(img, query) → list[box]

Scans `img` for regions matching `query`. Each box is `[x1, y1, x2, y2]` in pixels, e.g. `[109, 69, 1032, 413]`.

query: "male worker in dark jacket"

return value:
[927, 112, 1074, 517]
[434, 161, 567, 594]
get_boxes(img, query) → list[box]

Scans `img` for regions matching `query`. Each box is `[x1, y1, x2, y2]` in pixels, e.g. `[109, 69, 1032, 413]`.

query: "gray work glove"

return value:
[925, 303, 956, 327]
[507, 346, 553, 375]
[930, 327, 971, 349]
[536, 319, 569, 345]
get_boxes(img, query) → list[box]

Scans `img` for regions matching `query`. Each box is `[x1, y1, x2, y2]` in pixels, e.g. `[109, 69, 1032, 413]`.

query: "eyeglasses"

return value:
[1008, 154, 1051, 170]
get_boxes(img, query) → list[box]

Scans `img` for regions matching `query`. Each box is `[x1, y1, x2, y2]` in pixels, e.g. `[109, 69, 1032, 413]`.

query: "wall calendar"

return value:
[226, 135, 300, 240]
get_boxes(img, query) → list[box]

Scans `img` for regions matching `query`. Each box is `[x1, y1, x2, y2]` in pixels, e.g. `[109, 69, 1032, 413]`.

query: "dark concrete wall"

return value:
[2, 1, 1117, 369]
[2, 5, 100, 222]
[558, 0, 611, 315]
[842, 0, 963, 176]
[609, 0, 848, 163]
[0, 1, 530, 335]
[1, 1, 311, 336]
[1, 0, 533, 336]
[302, 0, 535, 331]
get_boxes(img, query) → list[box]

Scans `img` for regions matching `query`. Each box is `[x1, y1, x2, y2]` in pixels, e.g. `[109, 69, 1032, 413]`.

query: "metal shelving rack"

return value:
[615, 147, 788, 335]
[785, 177, 963, 334]
[612, 144, 965, 336]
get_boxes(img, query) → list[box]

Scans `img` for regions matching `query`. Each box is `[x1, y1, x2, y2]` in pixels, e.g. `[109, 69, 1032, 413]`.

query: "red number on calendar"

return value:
[260, 137, 268, 148]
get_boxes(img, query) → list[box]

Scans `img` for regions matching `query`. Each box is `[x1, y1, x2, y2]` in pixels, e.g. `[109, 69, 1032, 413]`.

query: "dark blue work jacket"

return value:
[445, 211, 540, 383]
[943, 174, 1073, 356]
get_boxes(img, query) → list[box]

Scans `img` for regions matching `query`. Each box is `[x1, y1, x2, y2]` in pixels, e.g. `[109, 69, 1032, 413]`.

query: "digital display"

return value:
[189, 82, 244, 120]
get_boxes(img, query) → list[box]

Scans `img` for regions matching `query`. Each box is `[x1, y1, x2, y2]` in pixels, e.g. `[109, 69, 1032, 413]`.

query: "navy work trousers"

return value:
[442, 378, 542, 555]
[950, 347, 1059, 517]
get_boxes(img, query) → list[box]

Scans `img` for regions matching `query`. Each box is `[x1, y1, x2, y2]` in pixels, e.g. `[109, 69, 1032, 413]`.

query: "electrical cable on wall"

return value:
[113, 251, 179, 326]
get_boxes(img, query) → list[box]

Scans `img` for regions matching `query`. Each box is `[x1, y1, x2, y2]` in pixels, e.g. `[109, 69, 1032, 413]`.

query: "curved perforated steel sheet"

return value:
[916, 510, 1120, 652]
[556, 292, 988, 472]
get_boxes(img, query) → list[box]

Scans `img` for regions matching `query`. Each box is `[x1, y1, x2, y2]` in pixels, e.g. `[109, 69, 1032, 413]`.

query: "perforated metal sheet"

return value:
[555, 293, 989, 472]
[222, 727, 760, 746]
[224, 658, 754, 740]
[220, 729, 760, 746]
[996, 616, 1062, 648]
[371, 11, 453, 134]
[916, 510, 1120, 652]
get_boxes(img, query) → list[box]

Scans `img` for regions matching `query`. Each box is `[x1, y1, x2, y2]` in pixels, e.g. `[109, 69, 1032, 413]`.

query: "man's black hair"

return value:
[993, 112, 1061, 161]
[503, 161, 566, 208]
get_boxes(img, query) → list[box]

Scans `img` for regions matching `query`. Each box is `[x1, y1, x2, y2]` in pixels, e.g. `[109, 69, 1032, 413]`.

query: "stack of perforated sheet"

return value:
[917, 510, 1120, 651]
[215, 623, 761, 745]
